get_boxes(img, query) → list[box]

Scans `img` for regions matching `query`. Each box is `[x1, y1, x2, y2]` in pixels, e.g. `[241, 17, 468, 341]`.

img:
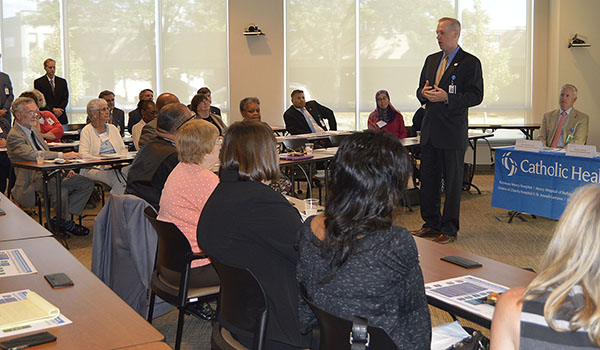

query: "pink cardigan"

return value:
[158, 163, 219, 268]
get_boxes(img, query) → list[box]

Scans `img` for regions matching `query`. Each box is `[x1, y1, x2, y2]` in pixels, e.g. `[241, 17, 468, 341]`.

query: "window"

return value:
[2, 0, 228, 124]
[286, 0, 532, 129]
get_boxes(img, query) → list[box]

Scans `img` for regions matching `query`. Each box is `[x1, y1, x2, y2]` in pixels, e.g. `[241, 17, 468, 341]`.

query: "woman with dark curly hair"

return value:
[297, 130, 431, 349]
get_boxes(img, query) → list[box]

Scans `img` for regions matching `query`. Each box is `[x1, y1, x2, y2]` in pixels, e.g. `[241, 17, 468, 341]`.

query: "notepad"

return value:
[0, 290, 60, 330]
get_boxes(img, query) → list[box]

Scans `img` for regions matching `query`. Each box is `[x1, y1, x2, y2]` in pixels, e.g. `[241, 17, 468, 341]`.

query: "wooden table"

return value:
[416, 237, 536, 328]
[468, 123, 540, 140]
[279, 148, 337, 198]
[0, 237, 164, 349]
[12, 155, 135, 247]
[0, 192, 52, 242]
[119, 342, 172, 349]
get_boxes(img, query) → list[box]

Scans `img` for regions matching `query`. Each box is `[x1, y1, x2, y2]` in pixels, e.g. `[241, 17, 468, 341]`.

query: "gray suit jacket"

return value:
[92, 194, 173, 318]
[537, 108, 589, 147]
[7, 125, 60, 207]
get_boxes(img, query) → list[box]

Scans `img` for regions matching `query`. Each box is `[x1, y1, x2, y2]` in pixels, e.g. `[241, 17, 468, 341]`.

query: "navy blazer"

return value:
[34, 75, 69, 124]
[283, 100, 337, 135]
[416, 48, 483, 149]
[112, 107, 126, 136]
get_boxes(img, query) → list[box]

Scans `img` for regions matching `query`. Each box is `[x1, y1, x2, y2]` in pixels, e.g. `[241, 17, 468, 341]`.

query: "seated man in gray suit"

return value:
[283, 89, 337, 135]
[537, 84, 589, 147]
[7, 97, 93, 236]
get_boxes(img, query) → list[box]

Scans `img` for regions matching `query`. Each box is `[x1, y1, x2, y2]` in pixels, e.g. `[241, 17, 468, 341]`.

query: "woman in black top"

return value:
[197, 120, 309, 350]
[296, 130, 431, 348]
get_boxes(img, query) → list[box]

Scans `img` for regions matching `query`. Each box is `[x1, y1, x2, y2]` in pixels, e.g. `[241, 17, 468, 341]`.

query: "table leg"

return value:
[41, 171, 53, 231]
[466, 138, 482, 194]
[54, 170, 69, 249]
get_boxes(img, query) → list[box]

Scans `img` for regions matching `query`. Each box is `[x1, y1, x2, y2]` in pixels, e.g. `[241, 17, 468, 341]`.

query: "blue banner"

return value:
[492, 147, 600, 219]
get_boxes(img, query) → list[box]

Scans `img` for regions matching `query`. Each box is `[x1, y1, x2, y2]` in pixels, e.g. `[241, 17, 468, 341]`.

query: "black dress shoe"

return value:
[187, 302, 216, 321]
[432, 233, 457, 244]
[411, 227, 441, 238]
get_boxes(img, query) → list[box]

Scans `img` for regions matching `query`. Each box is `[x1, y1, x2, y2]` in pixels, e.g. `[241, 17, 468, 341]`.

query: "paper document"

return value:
[0, 290, 60, 329]
[425, 275, 508, 321]
[0, 249, 37, 278]
[0, 290, 71, 338]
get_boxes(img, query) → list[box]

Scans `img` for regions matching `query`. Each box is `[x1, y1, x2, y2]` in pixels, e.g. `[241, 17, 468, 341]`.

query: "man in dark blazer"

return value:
[99, 90, 125, 136]
[127, 88, 153, 133]
[0, 58, 14, 125]
[33, 58, 69, 124]
[283, 89, 337, 135]
[412, 17, 483, 244]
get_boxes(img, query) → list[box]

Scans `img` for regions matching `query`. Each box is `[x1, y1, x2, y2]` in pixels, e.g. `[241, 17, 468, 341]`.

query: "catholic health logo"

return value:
[501, 152, 518, 176]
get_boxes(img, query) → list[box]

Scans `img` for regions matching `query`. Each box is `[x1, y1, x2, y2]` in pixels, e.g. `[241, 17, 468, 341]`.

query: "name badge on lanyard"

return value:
[448, 75, 457, 94]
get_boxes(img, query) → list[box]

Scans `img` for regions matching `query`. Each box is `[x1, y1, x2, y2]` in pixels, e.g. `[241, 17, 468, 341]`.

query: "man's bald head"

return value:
[156, 93, 180, 112]
[157, 103, 192, 137]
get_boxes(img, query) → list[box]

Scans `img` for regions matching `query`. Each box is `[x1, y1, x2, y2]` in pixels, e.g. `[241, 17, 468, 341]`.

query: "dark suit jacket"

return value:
[197, 170, 309, 348]
[0, 72, 14, 125]
[416, 48, 483, 149]
[111, 107, 126, 136]
[128, 108, 142, 134]
[283, 100, 337, 135]
[34, 75, 69, 124]
[210, 105, 221, 116]
[125, 136, 178, 210]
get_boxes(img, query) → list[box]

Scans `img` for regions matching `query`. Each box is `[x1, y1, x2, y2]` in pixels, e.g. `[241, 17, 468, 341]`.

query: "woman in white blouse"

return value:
[79, 98, 129, 194]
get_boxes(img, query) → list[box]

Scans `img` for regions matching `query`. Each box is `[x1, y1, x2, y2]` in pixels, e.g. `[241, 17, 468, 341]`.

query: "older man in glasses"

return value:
[7, 97, 93, 236]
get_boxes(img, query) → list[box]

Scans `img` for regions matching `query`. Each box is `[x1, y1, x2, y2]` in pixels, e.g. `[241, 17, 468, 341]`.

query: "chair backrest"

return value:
[143, 206, 195, 277]
[283, 138, 308, 152]
[328, 134, 349, 147]
[299, 284, 399, 350]
[211, 259, 268, 350]
[63, 123, 86, 131]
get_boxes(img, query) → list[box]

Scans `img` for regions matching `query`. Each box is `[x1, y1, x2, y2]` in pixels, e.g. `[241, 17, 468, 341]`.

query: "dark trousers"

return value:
[0, 154, 10, 194]
[419, 141, 465, 237]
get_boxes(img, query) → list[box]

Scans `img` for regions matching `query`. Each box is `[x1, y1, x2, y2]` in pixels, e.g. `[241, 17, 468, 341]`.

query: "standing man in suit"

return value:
[537, 84, 588, 147]
[283, 89, 337, 135]
[99, 90, 126, 136]
[127, 88, 153, 133]
[411, 17, 483, 244]
[0, 55, 14, 125]
[34, 58, 69, 124]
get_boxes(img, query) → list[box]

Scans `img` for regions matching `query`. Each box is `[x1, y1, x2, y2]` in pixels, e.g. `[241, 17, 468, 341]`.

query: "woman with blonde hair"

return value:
[158, 119, 221, 320]
[491, 184, 600, 349]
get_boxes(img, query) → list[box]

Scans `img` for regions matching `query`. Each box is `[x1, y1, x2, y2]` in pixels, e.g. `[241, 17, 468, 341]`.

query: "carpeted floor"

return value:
[63, 168, 556, 349]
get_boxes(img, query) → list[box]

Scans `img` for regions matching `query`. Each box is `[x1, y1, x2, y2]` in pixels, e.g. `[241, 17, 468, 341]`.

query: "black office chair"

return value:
[327, 134, 348, 147]
[143, 207, 220, 350]
[299, 284, 398, 350]
[210, 260, 268, 350]
[282, 138, 308, 153]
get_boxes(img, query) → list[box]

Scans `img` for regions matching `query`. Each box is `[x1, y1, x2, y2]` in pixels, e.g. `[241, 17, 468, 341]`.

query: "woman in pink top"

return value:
[158, 119, 222, 291]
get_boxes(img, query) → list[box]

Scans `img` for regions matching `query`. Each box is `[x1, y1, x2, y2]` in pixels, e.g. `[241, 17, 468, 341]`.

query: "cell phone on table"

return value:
[44, 273, 74, 288]
[440, 255, 482, 269]
[0, 331, 56, 349]
[0, 208, 5, 216]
